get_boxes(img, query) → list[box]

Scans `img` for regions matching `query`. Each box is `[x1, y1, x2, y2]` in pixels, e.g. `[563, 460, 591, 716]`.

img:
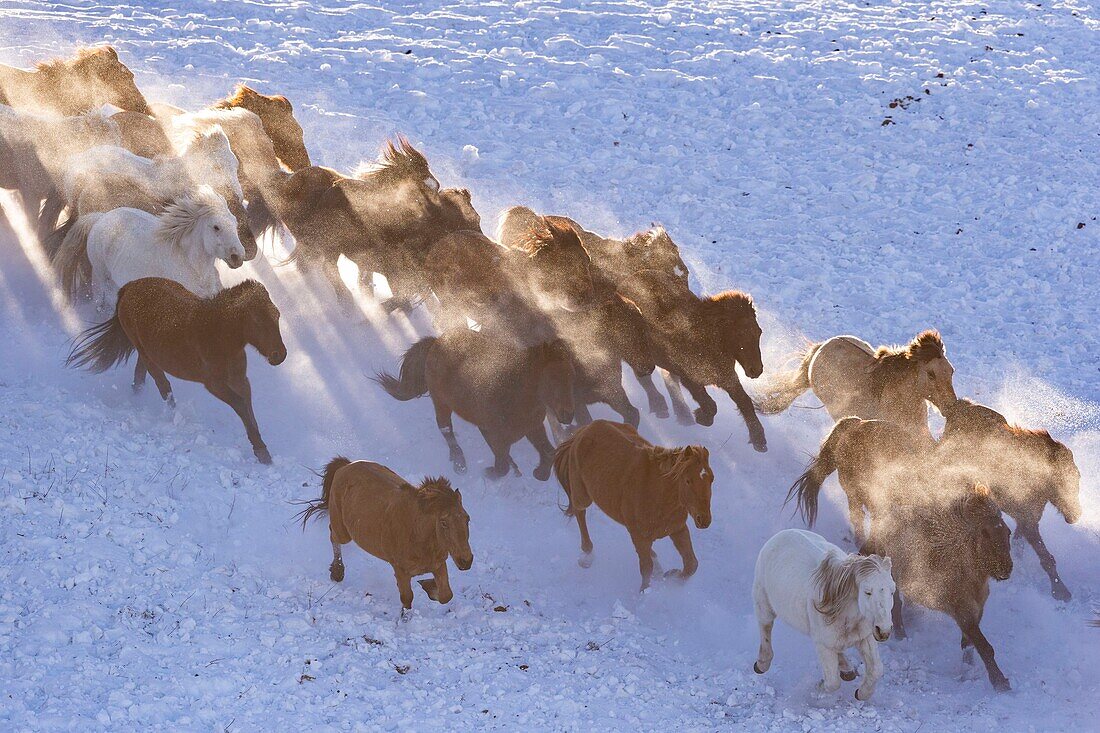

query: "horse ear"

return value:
[101, 46, 119, 60]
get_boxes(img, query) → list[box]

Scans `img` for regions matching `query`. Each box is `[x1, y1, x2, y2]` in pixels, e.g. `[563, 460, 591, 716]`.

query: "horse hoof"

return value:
[652, 407, 670, 420]
[578, 552, 593, 569]
[533, 465, 551, 481]
[484, 467, 506, 480]
[166, 395, 176, 409]
[1052, 584, 1072, 602]
[993, 678, 1011, 693]
[453, 462, 467, 474]
[753, 662, 766, 674]
[841, 670, 857, 682]
[750, 438, 768, 453]
[417, 579, 439, 601]
[329, 563, 345, 583]
[675, 413, 695, 427]
[855, 689, 869, 701]
[693, 410, 715, 427]
[255, 448, 273, 465]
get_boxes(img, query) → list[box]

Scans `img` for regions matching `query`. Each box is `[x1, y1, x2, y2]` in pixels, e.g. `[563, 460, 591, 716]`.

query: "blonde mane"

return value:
[155, 187, 224, 248]
[813, 552, 890, 624]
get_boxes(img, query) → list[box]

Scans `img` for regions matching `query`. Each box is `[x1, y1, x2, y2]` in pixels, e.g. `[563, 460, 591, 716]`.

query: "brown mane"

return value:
[215, 84, 292, 111]
[704, 289, 756, 316]
[405, 476, 460, 512]
[34, 46, 116, 75]
[653, 445, 709, 482]
[869, 329, 945, 398]
[512, 216, 588, 259]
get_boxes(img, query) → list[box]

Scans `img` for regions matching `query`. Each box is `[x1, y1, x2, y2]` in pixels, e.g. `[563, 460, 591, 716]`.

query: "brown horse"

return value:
[861, 484, 1013, 691]
[501, 215, 597, 312]
[0, 46, 149, 115]
[498, 206, 690, 285]
[941, 398, 1083, 600]
[213, 85, 311, 171]
[111, 111, 174, 158]
[620, 269, 767, 451]
[375, 329, 575, 480]
[760, 330, 957, 442]
[296, 457, 472, 612]
[553, 420, 713, 590]
[66, 278, 287, 464]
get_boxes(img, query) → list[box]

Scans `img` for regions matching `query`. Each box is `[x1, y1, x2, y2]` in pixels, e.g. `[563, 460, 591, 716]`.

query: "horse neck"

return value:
[198, 295, 250, 354]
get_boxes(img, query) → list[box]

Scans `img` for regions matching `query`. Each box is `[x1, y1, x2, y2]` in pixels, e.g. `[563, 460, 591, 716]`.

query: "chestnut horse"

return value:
[296, 457, 472, 612]
[66, 278, 287, 464]
[0, 46, 149, 115]
[499, 205, 689, 285]
[553, 420, 714, 590]
[620, 269, 767, 451]
[861, 484, 1013, 691]
[501, 216, 597, 313]
[760, 330, 957, 442]
[941, 398, 1083, 600]
[375, 329, 575, 480]
[213, 85, 311, 171]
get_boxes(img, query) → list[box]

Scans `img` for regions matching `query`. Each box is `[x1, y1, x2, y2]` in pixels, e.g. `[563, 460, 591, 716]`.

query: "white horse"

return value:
[752, 529, 894, 701]
[52, 185, 245, 307]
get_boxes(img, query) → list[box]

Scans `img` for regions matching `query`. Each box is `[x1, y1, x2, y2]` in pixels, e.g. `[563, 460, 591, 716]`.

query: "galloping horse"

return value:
[0, 46, 149, 115]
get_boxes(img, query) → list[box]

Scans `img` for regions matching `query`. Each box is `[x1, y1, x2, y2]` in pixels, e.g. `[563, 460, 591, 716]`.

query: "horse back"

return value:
[114, 278, 211, 382]
[808, 336, 880, 420]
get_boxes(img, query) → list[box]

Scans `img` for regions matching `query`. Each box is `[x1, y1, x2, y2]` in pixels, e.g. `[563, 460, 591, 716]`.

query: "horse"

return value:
[752, 529, 894, 701]
[861, 484, 1013, 691]
[619, 269, 767, 451]
[940, 398, 1083, 600]
[296, 457, 473, 613]
[552, 420, 713, 590]
[56, 127, 256, 260]
[0, 46, 149, 115]
[52, 186, 246, 307]
[500, 215, 596, 313]
[0, 105, 121, 236]
[374, 330, 576, 480]
[759, 330, 957, 442]
[65, 278, 286, 464]
[498, 205, 690, 285]
[212, 85, 311, 171]
[786, 416, 932, 545]
[111, 110, 174, 158]
[277, 137, 445, 312]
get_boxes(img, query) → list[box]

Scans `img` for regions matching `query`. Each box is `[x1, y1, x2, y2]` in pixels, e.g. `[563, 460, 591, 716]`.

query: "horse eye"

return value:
[213, 225, 221, 232]
[865, 591, 872, 596]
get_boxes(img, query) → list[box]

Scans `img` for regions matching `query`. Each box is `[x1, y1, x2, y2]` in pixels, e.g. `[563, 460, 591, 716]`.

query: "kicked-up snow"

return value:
[1, 1, 1098, 730]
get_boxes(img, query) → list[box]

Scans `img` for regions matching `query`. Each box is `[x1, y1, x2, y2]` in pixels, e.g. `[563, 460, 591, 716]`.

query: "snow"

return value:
[2, 0, 1099, 730]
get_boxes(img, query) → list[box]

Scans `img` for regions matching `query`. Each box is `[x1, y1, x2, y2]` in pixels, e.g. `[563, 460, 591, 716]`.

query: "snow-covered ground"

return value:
[2, 1, 1099, 730]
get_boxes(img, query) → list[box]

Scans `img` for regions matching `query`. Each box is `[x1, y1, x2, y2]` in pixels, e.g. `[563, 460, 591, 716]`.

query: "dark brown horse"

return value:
[66, 278, 287, 464]
[498, 206, 690, 285]
[553, 420, 713, 590]
[375, 329, 575, 480]
[297, 457, 472, 612]
[0, 46, 149, 115]
[501, 215, 596, 313]
[620, 269, 767, 451]
[862, 484, 1013, 691]
[941, 398, 1083, 600]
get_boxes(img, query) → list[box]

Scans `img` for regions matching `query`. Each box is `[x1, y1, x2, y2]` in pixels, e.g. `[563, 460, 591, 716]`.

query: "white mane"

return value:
[154, 186, 227, 248]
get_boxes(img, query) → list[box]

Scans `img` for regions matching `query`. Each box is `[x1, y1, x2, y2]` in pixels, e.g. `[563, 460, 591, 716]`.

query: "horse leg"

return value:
[891, 587, 907, 640]
[329, 541, 345, 582]
[815, 643, 843, 693]
[204, 378, 271, 464]
[633, 367, 669, 419]
[629, 532, 656, 591]
[680, 377, 718, 427]
[666, 525, 698, 580]
[594, 377, 640, 428]
[320, 255, 357, 316]
[479, 430, 515, 480]
[752, 588, 776, 674]
[132, 358, 148, 394]
[848, 497, 866, 548]
[393, 567, 415, 612]
[662, 371, 696, 425]
[955, 611, 1010, 691]
[36, 194, 64, 243]
[418, 562, 453, 604]
[573, 395, 594, 426]
[838, 651, 857, 682]
[1018, 518, 1071, 601]
[854, 637, 883, 700]
[145, 362, 175, 408]
[574, 509, 595, 568]
[433, 400, 466, 473]
[723, 374, 767, 452]
[525, 424, 556, 482]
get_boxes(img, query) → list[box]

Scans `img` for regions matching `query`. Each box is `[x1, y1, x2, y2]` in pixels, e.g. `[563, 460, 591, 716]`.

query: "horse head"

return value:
[521, 218, 595, 312]
[182, 128, 257, 258]
[220, 85, 311, 170]
[1046, 440, 1082, 524]
[628, 226, 689, 284]
[417, 478, 473, 571]
[703, 291, 763, 380]
[67, 46, 150, 115]
[533, 339, 576, 425]
[233, 281, 286, 365]
[964, 484, 1013, 581]
[439, 188, 482, 234]
[661, 445, 713, 529]
[814, 553, 895, 642]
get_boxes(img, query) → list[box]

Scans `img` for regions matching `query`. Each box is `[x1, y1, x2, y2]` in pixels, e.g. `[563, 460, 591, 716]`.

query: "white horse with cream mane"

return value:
[752, 529, 894, 701]
[52, 185, 245, 308]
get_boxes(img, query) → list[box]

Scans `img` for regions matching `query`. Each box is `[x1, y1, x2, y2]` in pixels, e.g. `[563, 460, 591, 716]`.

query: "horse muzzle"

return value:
[455, 555, 473, 571]
[693, 513, 711, 530]
[268, 348, 287, 366]
[225, 253, 244, 269]
[873, 627, 891, 642]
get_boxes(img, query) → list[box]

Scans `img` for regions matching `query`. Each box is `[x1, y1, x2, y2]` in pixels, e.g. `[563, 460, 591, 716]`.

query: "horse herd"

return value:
[1, 46, 1087, 701]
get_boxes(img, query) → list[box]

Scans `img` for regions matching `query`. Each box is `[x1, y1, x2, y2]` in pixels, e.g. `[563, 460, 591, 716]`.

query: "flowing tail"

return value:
[785, 416, 862, 526]
[51, 213, 102, 298]
[756, 341, 822, 414]
[42, 216, 75, 262]
[65, 303, 135, 373]
[372, 337, 436, 401]
[293, 456, 351, 528]
[552, 432, 579, 517]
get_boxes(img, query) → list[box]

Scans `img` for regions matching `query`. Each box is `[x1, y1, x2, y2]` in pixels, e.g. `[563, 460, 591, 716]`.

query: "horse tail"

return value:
[51, 213, 101, 298]
[756, 341, 821, 414]
[293, 456, 351, 529]
[65, 301, 135, 373]
[785, 416, 861, 526]
[552, 432, 579, 517]
[42, 216, 75, 262]
[372, 337, 436, 401]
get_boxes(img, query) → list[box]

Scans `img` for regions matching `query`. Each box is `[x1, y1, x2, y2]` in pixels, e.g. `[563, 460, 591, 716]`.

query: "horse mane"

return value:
[155, 187, 224, 247]
[354, 135, 432, 183]
[653, 445, 709, 483]
[34, 46, 116, 75]
[405, 476, 460, 512]
[215, 84, 291, 110]
[868, 329, 945, 399]
[513, 217, 588, 259]
[813, 552, 889, 624]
